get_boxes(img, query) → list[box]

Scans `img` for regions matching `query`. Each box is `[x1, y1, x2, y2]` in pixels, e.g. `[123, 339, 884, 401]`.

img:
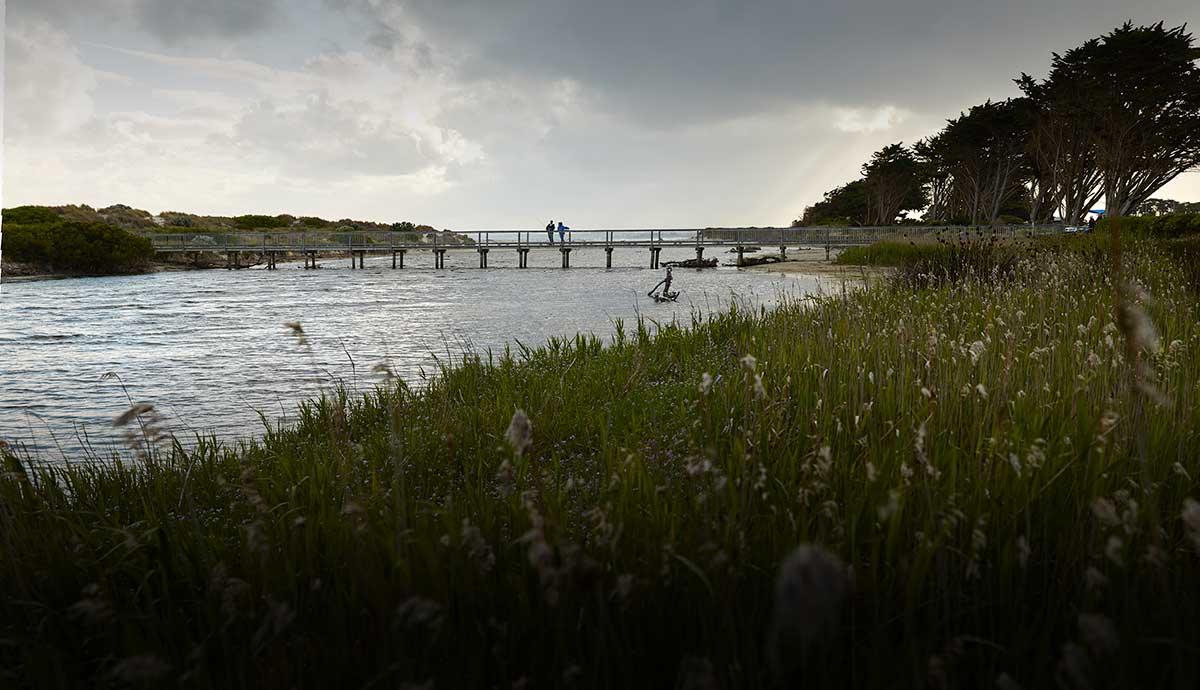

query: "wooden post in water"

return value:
[399, 250, 405, 269]
[392, 251, 397, 269]
[605, 246, 613, 269]
[358, 251, 365, 269]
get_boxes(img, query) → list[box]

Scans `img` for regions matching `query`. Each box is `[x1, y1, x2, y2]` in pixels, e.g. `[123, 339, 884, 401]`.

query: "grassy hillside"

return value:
[2, 233, 1198, 688]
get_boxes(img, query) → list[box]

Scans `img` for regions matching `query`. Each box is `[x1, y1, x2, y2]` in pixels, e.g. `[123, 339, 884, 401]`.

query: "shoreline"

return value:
[0, 260, 215, 284]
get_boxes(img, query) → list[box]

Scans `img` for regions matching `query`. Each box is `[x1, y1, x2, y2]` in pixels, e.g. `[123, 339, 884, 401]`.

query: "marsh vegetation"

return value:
[2, 230, 1198, 688]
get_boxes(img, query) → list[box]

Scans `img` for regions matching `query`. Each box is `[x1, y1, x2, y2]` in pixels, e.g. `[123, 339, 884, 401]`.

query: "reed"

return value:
[2, 238, 1198, 689]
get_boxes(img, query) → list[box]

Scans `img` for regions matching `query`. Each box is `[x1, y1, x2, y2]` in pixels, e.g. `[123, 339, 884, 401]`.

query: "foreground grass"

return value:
[3, 241, 1200, 689]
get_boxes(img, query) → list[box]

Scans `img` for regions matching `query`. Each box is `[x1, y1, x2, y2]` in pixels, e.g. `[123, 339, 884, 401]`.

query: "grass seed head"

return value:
[505, 408, 533, 456]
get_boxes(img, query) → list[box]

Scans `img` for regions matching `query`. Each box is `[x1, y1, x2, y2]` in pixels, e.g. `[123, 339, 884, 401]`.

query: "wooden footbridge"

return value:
[138, 225, 1058, 270]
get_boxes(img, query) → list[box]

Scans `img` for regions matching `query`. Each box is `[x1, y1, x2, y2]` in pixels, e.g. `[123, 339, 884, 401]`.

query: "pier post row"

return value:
[136, 225, 1057, 271]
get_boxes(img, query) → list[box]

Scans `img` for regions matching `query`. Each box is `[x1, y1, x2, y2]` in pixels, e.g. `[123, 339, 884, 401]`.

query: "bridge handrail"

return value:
[135, 225, 1065, 252]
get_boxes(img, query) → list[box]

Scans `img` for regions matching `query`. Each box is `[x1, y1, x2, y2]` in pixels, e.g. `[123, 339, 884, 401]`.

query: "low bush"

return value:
[3, 220, 154, 274]
[233, 214, 291, 229]
[837, 233, 1020, 287]
[1098, 213, 1200, 238]
[835, 241, 949, 267]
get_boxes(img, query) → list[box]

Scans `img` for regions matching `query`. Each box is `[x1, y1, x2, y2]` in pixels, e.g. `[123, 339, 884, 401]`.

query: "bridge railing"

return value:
[138, 225, 1065, 252]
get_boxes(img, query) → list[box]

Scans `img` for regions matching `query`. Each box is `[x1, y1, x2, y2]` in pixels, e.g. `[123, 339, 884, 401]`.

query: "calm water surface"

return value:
[1, 246, 836, 459]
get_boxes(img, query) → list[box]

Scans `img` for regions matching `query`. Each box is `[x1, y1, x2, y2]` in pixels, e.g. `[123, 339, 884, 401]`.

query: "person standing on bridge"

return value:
[546, 220, 555, 244]
[557, 221, 569, 243]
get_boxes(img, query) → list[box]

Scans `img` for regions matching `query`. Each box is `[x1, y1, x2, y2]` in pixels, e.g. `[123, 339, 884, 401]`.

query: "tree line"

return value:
[795, 22, 1200, 227]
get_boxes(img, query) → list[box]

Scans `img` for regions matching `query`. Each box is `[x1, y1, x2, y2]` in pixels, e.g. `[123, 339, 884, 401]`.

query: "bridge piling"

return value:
[695, 246, 704, 262]
[736, 246, 745, 266]
[605, 246, 613, 269]
[560, 247, 571, 268]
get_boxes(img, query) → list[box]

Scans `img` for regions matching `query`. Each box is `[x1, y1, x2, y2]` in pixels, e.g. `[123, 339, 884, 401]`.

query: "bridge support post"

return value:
[358, 251, 365, 269]
[226, 252, 233, 270]
[779, 245, 787, 258]
[695, 246, 704, 263]
[478, 248, 490, 268]
[392, 251, 397, 269]
[737, 246, 745, 266]
[650, 247, 661, 269]
[605, 246, 613, 269]
[399, 250, 405, 269]
[435, 249, 446, 269]
[518, 248, 529, 268]
[560, 247, 571, 268]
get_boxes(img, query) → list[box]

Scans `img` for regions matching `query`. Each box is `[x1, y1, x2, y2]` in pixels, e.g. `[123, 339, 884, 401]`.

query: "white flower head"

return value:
[968, 340, 986, 365]
[505, 408, 533, 456]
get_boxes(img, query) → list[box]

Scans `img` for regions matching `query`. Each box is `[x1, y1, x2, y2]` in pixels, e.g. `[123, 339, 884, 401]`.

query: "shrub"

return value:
[2, 206, 61, 225]
[3, 220, 154, 273]
[835, 241, 949, 267]
[233, 214, 290, 229]
[1097, 213, 1200, 238]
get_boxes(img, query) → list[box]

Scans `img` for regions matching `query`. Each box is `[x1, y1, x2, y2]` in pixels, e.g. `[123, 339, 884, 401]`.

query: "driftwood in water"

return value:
[726, 254, 789, 268]
[662, 257, 718, 269]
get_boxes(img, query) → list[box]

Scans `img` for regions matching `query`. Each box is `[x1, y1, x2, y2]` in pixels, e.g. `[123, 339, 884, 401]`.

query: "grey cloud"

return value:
[135, 0, 282, 41]
[7, 0, 283, 41]
[332, 0, 1200, 125]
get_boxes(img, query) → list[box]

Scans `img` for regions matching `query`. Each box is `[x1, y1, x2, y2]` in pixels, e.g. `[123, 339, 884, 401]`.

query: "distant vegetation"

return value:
[2, 204, 445, 276]
[796, 22, 1200, 227]
[2, 206, 154, 275]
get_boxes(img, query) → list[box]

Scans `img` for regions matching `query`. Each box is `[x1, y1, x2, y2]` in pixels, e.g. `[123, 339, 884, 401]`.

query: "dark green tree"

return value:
[927, 99, 1033, 225]
[794, 180, 870, 226]
[860, 143, 929, 225]
[1042, 22, 1200, 218]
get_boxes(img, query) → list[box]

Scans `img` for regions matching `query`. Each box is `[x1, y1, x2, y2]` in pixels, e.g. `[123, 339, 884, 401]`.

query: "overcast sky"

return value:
[4, 0, 1200, 229]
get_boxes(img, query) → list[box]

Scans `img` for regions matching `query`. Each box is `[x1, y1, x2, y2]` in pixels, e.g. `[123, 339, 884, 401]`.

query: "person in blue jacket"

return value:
[557, 221, 569, 243]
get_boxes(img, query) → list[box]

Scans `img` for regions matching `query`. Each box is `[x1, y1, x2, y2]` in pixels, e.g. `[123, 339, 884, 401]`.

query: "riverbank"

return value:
[0, 257, 216, 283]
[2, 237, 1199, 688]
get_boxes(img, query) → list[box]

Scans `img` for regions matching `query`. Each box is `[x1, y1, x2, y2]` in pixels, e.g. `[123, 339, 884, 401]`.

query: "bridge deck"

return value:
[142, 225, 1057, 253]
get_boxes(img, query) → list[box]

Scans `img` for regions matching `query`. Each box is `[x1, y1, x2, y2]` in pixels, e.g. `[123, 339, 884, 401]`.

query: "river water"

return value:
[1, 246, 830, 460]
